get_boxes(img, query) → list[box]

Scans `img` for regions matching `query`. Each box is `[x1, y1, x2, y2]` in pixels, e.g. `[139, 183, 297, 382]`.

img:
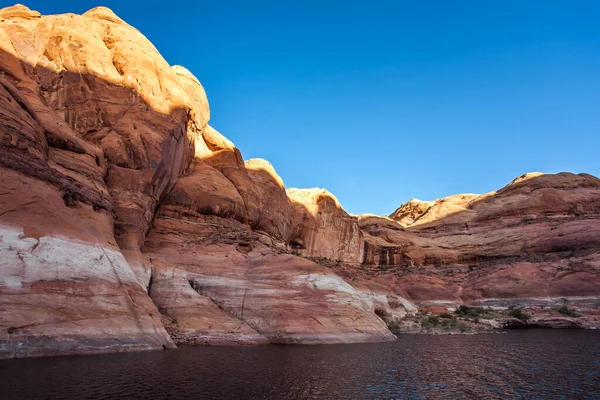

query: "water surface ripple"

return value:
[1, 330, 599, 399]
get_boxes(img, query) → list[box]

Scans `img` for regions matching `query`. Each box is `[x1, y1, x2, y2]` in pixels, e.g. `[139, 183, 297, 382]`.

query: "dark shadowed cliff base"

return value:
[0, 4, 599, 359]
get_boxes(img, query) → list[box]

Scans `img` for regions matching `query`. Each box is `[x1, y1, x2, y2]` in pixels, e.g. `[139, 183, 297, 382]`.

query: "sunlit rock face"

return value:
[0, 4, 397, 358]
[289, 173, 600, 311]
[0, 4, 211, 288]
[0, 3, 210, 357]
[146, 153, 394, 344]
[0, 5, 599, 359]
[287, 188, 363, 263]
[359, 172, 600, 307]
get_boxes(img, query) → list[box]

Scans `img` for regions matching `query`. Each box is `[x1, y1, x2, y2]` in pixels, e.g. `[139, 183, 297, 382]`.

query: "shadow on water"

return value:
[0, 330, 599, 400]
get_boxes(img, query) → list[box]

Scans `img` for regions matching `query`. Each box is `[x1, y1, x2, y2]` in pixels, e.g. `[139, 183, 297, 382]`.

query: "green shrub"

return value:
[555, 305, 582, 317]
[508, 308, 531, 321]
[386, 320, 400, 333]
[439, 317, 458, 331]
[420, 315, 440, 330]
[449, 318, 458, 330]
[454, 305, 467, 315]
[454, 305, 486, 318]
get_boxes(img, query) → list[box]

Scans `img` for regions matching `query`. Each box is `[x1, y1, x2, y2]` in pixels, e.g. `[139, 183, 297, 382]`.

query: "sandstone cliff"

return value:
[0, 4, 394, 358]
[0, 5, 598, 358]
[360, 172, 600, 306]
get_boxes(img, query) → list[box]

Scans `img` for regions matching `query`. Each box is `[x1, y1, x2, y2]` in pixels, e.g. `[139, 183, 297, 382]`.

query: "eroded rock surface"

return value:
[288, 188, 363, 263]
[352, 172, 600, 310]
[0, 4, 396, 358]
[0, 5, 599, 358]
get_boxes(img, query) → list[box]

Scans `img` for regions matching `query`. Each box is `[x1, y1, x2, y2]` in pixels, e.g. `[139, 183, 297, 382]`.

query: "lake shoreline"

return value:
[2, 330, 599, 399]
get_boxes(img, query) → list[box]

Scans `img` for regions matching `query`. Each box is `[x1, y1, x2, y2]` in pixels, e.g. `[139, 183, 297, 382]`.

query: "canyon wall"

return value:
[359, 172, 600, 307]
[0, 5, 598, 358]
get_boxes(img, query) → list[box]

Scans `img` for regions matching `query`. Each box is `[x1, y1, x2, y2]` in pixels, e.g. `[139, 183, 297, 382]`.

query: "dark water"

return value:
[1, 331, 599, 400]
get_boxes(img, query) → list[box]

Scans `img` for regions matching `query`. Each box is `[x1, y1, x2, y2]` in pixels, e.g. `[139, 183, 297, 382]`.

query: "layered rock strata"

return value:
[0, 5, 598, 358]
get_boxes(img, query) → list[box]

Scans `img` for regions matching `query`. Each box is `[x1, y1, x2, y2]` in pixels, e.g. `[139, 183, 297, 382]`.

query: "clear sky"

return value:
[18, 0, 600, 215]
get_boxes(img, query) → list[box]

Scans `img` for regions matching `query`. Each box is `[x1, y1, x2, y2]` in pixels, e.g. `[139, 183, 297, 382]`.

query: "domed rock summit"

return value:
[0, 5, 599, 358]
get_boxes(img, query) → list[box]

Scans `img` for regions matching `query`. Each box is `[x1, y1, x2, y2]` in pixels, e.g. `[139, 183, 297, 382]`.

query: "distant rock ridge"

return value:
[0, 4, 599, 359]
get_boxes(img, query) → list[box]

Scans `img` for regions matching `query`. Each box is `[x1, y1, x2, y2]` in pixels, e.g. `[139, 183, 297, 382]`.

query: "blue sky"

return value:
[19, 1, 600, 215]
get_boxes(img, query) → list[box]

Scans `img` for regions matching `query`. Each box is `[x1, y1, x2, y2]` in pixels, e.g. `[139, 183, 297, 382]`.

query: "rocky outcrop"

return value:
[287, 188, 362, 263]
[0, 3, 211, 357]
[144, 166, 395, 345]
[0, 4, 598, 358]
[357, 172, 600, 307]
[0, 4, 396, 358]
[389, 194, 481, 227]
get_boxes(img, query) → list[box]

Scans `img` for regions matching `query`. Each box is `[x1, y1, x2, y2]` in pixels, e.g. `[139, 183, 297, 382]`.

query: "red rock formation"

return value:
[360, 172, 600, 308]
[0, 4, 395, 358]
[0, 5, 598, 358]
[288, 188, 363, 263]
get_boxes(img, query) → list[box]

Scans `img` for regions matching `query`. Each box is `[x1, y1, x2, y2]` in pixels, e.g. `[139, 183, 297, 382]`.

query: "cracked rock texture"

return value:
[0, 5, 599, 358]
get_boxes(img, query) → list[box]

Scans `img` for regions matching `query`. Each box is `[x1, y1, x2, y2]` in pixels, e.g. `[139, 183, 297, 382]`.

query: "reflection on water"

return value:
[1, 330, 599, 399]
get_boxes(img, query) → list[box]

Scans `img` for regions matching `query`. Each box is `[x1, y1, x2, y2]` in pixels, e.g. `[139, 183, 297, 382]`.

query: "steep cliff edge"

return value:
[0, 5, 598, 358]
[0, 5, 396, 358]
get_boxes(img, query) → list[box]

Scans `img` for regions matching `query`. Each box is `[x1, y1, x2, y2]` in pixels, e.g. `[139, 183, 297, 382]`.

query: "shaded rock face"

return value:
[0, 5, 396, 358]
[287, 188, 363, 263]
[0, 5, 191, 357]
[144, 214, 394, 345]
[358, 172, 600, 306]
[145, 164, 395, 345]
[0, 4, 210, 288]
[0, 5, 598, 359]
